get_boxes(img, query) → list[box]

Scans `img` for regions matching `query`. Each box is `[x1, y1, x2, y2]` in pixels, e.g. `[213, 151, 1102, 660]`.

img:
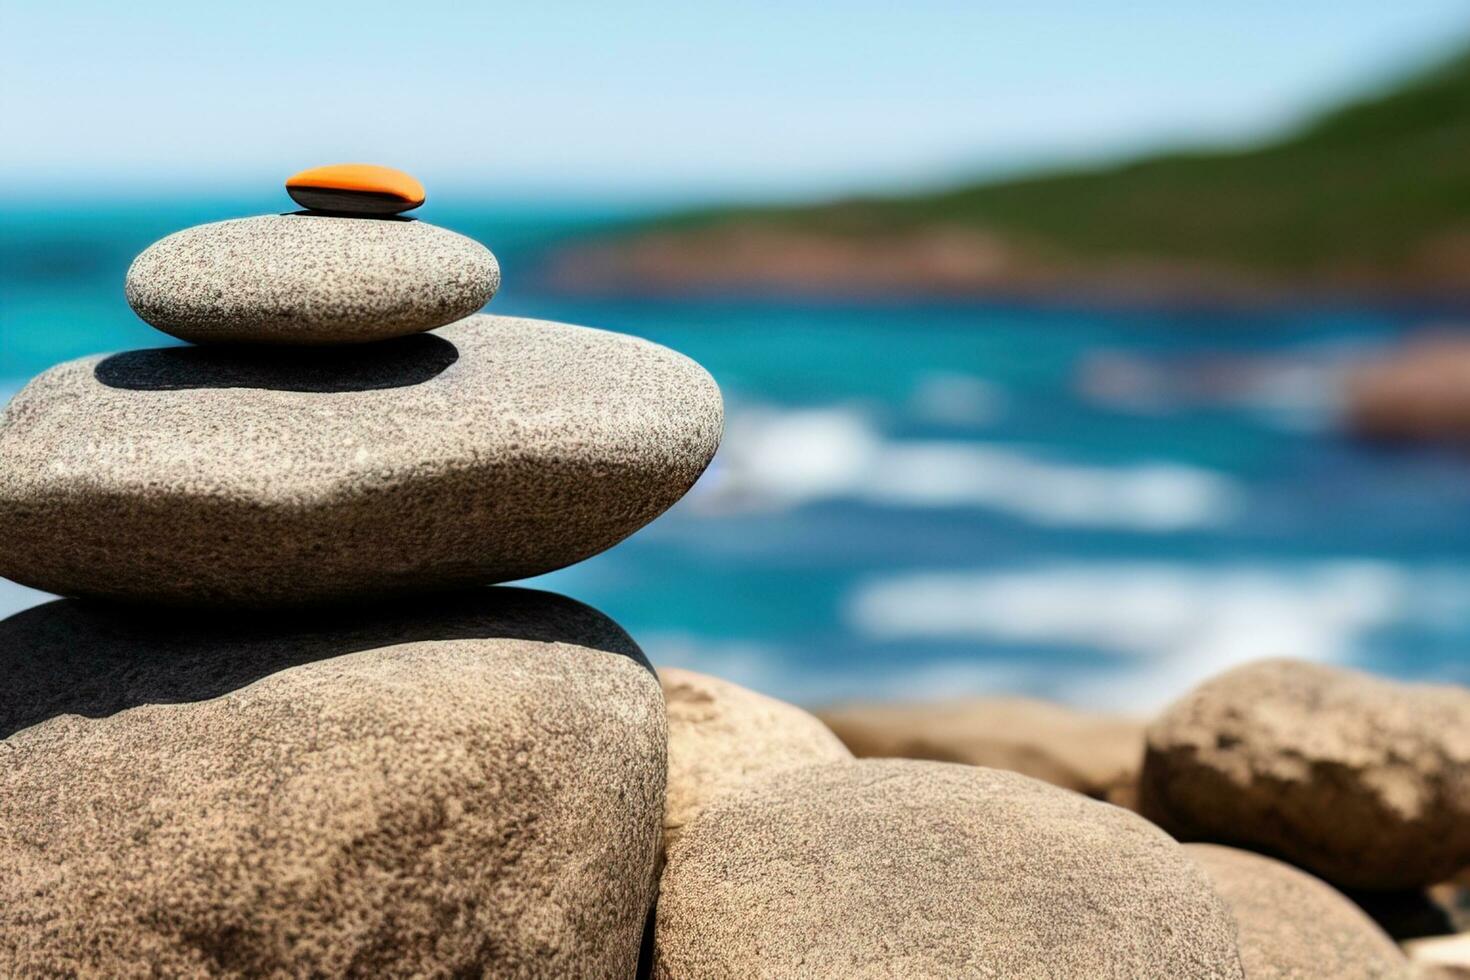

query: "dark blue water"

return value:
[5, 199, 1469, 710]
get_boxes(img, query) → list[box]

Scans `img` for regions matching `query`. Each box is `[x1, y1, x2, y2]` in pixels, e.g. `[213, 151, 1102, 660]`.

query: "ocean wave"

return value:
[846, 561, 1470, 708]
[640, 561, 1470, 712]
[1075, 350, 1345, 433]
[693, 403, 1240, 531]
[638, 630, 1038, 706]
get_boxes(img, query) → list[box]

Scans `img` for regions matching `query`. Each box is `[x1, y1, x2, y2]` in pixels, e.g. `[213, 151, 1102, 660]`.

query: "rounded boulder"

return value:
[655, 759, 1245, 979]
[125, 214, 498, 344]
[0, 315, 723, 606]
[661, 667, 850, 852]
[1141, 659, 1470, 890]
[1186, 844, 1409, 979]
[0, 588, 665, 978]
[817, 696, 1144, 802]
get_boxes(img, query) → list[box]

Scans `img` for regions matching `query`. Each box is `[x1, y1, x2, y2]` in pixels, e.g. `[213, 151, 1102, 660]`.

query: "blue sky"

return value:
[2, 1, 1468, 202]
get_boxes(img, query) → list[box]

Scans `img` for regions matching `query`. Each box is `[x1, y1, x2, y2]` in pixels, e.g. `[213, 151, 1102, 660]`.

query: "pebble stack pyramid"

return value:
[0, 165, 723, 607]
[0, 166, 721, 975]
[3, 167, 1460, 978]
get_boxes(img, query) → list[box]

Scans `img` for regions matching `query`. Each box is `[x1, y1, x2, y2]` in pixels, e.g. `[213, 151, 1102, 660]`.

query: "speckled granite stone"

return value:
[0, 588, 665, 978]
[125, 214, 499, 345]
[1184, 845, 1408, 980]
[661, 668, 850, 855]
[0, 315, 723, 606]
[817, 696, 1145, 803]
[1141, 659, 1470, 890]
[654, 760, 1245, 979]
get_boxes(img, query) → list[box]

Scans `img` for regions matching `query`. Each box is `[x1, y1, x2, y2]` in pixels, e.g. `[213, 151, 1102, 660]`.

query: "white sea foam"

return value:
[639, 561, 1470, 713]
[695, 403, 1239, 531]
[639, 630, 1037, 706]
[1075, 350, 1346, 433]
[846, 561, 1470, 710]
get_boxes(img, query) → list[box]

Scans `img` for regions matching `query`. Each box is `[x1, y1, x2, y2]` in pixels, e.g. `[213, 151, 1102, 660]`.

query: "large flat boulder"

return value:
[1186, 844, 1408, 979]
[0, 588, 665, 978]
[1141, 659, 1470, 890]
[654, 759, 1244, 978]
[661, 668, 850, 852]
[816, 696, 1144, 802]
[0, 315, 722, 606]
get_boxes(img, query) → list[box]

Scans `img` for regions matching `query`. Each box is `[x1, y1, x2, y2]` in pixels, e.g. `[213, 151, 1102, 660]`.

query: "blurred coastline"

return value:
[6, 195, 1470, 709]
[6, 16, 1470, 713]
[552, 46, 1470, 309]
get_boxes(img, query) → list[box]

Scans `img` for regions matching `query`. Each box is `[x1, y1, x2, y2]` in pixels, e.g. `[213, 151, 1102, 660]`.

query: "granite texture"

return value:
[654, 759, 1245, 979]
[0, 588, 665, 978]
[1186, 844, 1409, 979]
[1141, 659, 1470, 890]
[125, 214, 498, 344]
[661, 668, 850, 854]
[0, 315, 723, 606]
[817, 696, 1144, 803]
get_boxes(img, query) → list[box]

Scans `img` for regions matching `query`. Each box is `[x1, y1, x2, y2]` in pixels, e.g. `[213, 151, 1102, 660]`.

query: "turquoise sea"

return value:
[5, 198, 1470, 710]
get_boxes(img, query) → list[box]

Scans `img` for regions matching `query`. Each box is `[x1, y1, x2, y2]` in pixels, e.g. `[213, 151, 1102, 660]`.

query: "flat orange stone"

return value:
[286, 164, 426, 215]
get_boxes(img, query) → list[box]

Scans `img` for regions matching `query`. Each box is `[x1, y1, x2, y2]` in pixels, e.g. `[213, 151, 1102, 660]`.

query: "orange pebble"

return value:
[286, 164, 426, 215]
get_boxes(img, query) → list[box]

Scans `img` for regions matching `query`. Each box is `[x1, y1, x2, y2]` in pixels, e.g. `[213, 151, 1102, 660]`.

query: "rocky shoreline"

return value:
[544, 222, 1470, 310]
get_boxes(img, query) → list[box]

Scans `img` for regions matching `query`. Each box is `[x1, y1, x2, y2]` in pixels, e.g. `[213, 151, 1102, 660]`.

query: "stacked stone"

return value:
[4, 167, 1460, 978]
[0, 165, 722, 976]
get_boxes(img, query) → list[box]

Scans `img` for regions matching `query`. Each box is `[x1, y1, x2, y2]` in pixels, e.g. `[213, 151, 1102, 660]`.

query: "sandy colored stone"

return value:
[125, 214, 498, 344]
[0, 315, 723, 606]
[0, 588, 665, 978]
[1186, 844, 1408, 979]
[1345, 335, 1470, 445]
[654, 759, 1244, 979]
[817, 696, 1144, 801]
[1404, 934, 1470, 979]
[661, 668, 850, 852]
[1141, 659, 1470, 890]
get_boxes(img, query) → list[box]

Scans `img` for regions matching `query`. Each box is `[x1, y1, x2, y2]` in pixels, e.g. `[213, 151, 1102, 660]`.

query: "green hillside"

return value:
[663, 47, 1470, 280]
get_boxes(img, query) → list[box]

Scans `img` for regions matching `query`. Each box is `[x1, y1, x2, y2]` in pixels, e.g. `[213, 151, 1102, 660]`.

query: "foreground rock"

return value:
[662, 668, 850, 852]
[125, 214, 498, 344]
[0, 315, 723, 606]
[1141, 659, 1470, 890]
[1185, 844, 1408, 979]
[655, 759, 1244, 978]
[817, 696, 1144, 802]
[0, 589, 665, 977]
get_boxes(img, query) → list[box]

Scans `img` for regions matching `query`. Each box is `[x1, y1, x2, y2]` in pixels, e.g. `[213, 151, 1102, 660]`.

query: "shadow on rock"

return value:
[93, 333, 458, 392]
[0, 586, 648, 739]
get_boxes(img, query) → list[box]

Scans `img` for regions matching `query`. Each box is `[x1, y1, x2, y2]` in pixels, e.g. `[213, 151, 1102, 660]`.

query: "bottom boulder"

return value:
[661, 667, 851, 853]
[0, 589, 665, 979]
[1185, 844, 1409, 979]
[654, 759, 1245, 979]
